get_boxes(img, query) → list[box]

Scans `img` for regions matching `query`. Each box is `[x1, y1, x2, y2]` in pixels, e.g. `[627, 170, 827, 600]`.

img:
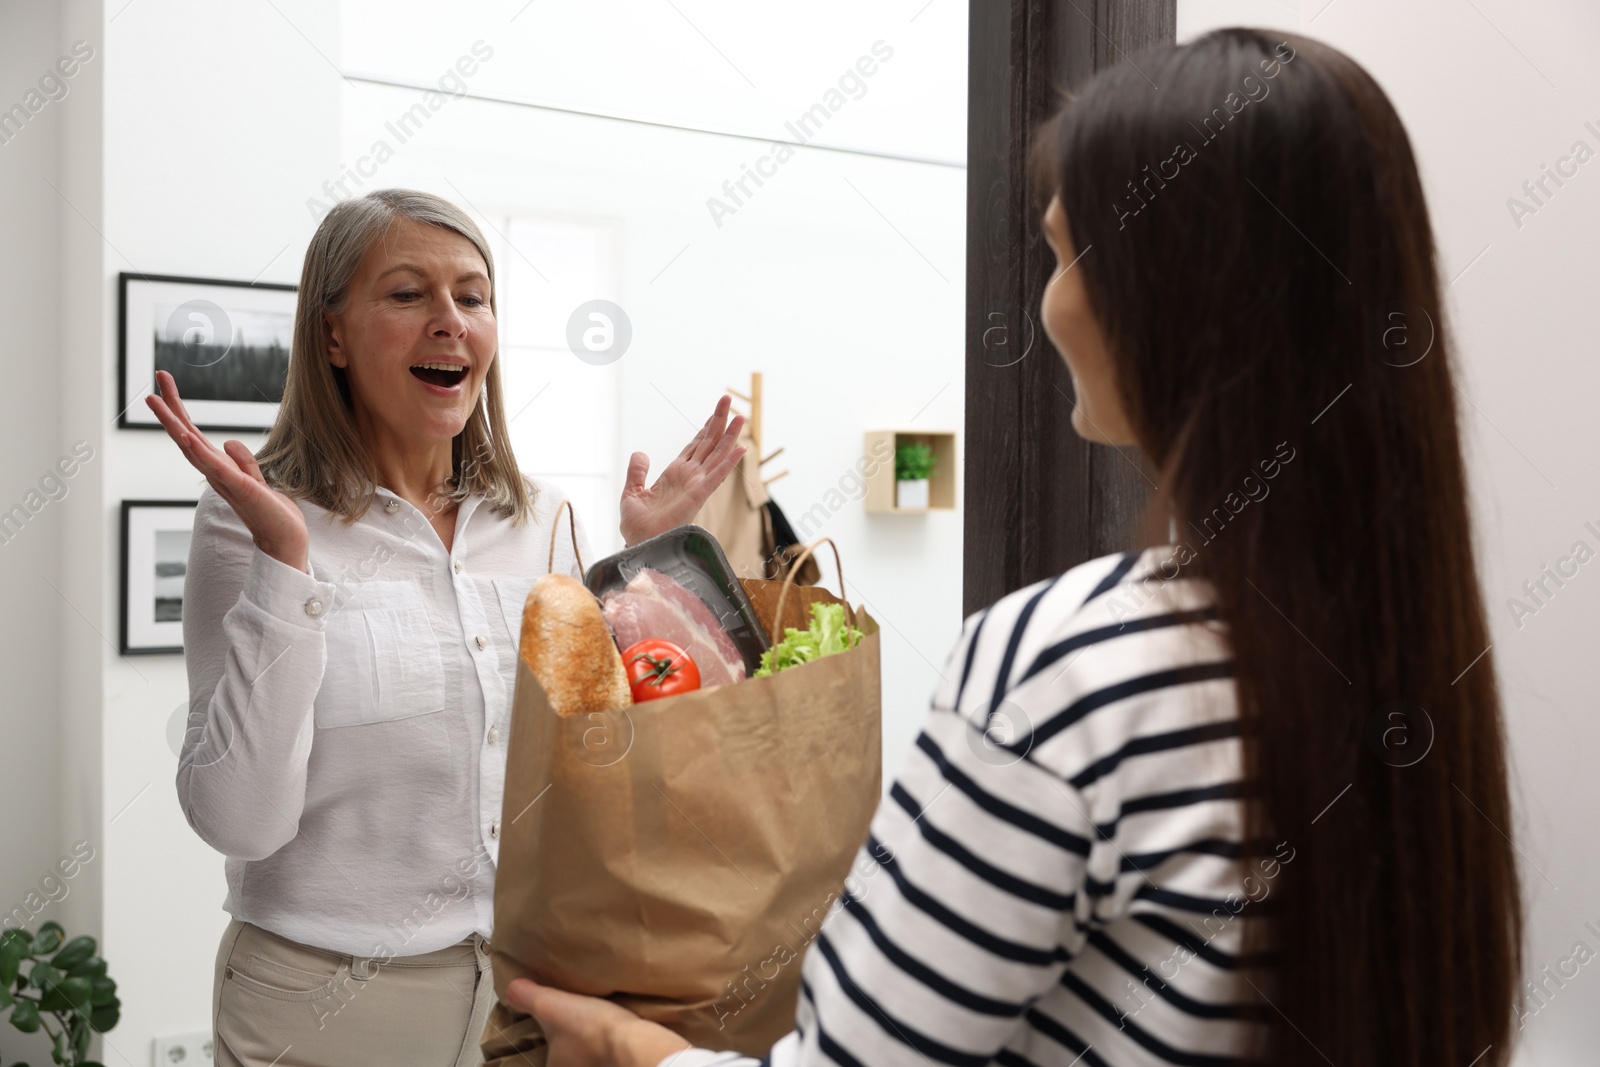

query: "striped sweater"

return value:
[672, 547, 1282, 1067]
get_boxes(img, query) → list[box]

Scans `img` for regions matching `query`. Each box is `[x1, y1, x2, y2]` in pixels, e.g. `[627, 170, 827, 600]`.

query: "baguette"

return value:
[518, 574, 632, 717]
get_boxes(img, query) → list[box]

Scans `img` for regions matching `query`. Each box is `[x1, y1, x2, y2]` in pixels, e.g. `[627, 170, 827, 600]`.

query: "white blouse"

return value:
[177, 476, 592, 958]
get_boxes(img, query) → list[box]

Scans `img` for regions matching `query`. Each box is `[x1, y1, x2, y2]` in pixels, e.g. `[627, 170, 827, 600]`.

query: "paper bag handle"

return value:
[547, 497, 587, 577]
[773, 536, 858, 633]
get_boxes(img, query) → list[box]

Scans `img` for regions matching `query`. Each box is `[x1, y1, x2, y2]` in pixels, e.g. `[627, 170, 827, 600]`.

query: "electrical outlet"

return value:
[152, 1031, 213, 1066]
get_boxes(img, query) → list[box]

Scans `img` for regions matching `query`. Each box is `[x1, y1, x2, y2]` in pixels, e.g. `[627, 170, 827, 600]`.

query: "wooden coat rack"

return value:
[727, 372, 788, 488]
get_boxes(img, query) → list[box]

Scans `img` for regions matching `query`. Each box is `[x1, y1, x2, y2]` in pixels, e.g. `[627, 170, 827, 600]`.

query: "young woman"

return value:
[506, 28, 1524, 1067]
[149, 189, 746, 1066]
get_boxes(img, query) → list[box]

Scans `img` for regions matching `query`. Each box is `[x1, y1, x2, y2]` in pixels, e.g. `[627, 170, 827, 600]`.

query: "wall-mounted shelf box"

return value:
[864, 430, 958, 514]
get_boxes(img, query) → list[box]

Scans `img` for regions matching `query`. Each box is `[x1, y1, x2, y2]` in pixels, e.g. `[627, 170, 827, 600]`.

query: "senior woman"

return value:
[148, 188, 746, 1067]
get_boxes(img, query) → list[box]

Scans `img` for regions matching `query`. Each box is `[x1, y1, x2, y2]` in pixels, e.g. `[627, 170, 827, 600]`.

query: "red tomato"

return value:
[622, 640, 702, 702]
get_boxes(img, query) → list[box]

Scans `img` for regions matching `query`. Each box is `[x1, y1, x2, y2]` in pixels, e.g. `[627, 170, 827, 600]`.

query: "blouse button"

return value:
[488, 726, 500, 745]
[489, 820, 500, 840]
[385, 499, 399, 513]
[453, 559, 463, 573]
[476, 634, 487, 650]
[304, 597, 325, 617]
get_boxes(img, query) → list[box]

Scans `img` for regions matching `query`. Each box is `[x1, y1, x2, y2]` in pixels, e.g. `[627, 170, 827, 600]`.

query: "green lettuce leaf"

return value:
[754, 602, 862, 678]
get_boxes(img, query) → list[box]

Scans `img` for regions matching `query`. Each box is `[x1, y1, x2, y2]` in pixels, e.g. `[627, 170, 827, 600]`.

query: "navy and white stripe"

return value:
[672, 548, 1268, 1067]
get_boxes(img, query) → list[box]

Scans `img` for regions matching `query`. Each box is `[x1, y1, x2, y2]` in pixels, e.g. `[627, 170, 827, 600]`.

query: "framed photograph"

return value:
[120, 499, 199, 655]
[118, 272, 298, 432]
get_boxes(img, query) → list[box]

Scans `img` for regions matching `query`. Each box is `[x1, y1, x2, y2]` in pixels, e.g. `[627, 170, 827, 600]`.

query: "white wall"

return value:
[0, 8, 68, 1065]
[336, 0, 967, 165]
[1178, 3, 1600, 1062]
[0, 2, 967, 1062]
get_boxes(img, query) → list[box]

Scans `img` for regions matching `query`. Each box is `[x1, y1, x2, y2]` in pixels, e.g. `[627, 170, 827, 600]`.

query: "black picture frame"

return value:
[117, 272, 298, 433]
[120, 498, 199, 655]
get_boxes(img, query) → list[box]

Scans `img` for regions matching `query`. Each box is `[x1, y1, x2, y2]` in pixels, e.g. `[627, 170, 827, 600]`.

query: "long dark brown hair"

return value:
[1032, 28, 1522, 1066]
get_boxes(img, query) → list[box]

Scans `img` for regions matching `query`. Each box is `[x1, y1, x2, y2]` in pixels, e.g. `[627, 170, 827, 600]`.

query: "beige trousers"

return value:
[212, 919, 496, 1067]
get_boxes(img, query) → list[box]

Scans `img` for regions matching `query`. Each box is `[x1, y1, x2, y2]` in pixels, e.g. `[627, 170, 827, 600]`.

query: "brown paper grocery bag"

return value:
[482, 539, 882, 1065]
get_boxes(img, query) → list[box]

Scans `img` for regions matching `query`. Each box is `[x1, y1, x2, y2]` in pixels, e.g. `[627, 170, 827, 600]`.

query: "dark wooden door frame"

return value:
[963, 0, 1173, 616]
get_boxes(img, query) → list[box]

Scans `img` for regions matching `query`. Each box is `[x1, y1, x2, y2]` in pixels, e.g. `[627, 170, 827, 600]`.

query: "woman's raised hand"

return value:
[618, 394, 747, 547]
[146, 370, 312, 573]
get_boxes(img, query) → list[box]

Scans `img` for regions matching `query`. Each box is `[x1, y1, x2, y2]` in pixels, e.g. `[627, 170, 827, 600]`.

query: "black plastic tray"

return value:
[583, 524, 771, 677]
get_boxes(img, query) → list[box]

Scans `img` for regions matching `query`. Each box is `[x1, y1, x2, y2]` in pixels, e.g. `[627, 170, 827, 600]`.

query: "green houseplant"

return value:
[893, 441, 937, 509]
[1, 923, 120, 1067]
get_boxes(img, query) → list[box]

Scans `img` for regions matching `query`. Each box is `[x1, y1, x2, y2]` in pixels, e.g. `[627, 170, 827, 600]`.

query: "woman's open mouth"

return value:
[410, 362, 469, 393]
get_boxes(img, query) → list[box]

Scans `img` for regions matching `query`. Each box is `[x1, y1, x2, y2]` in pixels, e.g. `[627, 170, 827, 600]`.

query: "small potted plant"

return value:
[1, 922, 120, 1067]
[894, 441, 937, 509]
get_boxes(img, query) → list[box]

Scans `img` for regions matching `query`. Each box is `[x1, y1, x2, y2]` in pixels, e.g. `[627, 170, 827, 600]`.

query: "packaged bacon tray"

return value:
[583, 524, 771, 682]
